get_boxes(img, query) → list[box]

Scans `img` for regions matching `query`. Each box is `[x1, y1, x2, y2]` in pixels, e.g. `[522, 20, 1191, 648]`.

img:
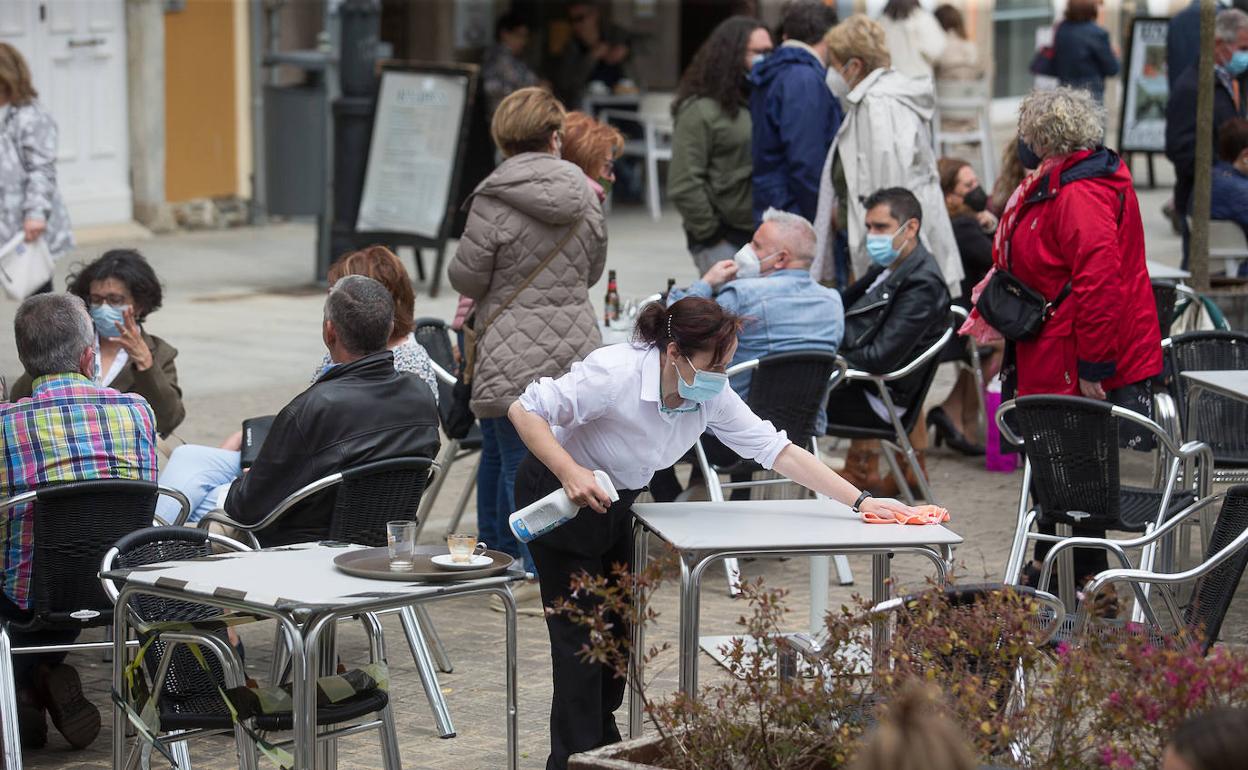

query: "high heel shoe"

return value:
[927, 407, 985, 456]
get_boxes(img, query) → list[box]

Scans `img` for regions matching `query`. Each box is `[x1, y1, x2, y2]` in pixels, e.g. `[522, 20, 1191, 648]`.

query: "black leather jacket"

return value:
[224, 351, 441, 546]
[840, 243, 951, 407]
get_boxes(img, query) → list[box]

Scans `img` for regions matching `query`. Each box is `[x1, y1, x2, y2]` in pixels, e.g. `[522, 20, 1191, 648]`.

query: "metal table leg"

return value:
[809, 556, 829, 635]
[300, 614, 332, 770]
[628, 521, 648, 738]
[870, 553, 892, 665]
[676, 551, 704, 695]
[487, 587, 519, 770]
[112, 588, 133, 770]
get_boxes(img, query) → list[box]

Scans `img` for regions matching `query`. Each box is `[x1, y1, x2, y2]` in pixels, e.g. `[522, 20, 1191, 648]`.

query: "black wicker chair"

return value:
[693, 351, 854, 593]
[0, 479, 188, 769]
[413, 317, 483, 539]
[1052, 486, 1248, 653]
[100, 526, 400, 770]
[824, 309, 956, 504]
[996, 395, 1213, 614]
[1169, 330, 1248, 483]
[1152, 279, 1179, 340]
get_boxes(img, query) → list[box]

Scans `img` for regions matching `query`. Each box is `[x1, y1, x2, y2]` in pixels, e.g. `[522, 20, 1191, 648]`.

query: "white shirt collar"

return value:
[639, 345, 662, 403]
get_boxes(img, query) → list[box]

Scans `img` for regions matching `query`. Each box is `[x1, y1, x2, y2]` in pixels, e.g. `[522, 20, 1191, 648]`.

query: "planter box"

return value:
[568, 734, 669, 770]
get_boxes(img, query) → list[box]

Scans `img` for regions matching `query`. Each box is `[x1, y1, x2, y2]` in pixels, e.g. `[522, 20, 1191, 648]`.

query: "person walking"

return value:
[0, 42, 72, 293]
[668, 16, 772, 274]
[449, 87, 607, 590]
[509, 296, 927, 770]
[877, 0, 946, 82]
[1050, 0, 1120, 104]
[812, 14, 961, 293]
[976, 88, 1160, 595]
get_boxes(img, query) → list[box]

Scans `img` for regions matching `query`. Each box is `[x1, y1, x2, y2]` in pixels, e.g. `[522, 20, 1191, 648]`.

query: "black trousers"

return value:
[1, 594, 79, 690]
[514, 453, 642, 770]
[825, 380, 893, 432]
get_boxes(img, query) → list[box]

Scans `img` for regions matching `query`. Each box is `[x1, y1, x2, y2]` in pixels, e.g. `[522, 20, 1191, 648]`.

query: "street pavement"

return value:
[3, 186, 1245, 769]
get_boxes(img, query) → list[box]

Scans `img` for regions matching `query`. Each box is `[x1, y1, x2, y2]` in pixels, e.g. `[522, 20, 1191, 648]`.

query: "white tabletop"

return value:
[631, 499, 962, 552]
[1147, 260, 1191, 279]
[103, 543, 519, 616]
[1180, 369, 1248, 401]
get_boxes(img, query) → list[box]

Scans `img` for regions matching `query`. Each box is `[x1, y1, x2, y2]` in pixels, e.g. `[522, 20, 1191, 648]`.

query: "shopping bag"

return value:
[0, 231, 54, 300]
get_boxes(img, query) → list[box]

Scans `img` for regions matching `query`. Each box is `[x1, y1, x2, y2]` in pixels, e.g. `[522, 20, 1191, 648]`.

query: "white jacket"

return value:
[812, 67, 962, 294]
[878, 10, 947, 81]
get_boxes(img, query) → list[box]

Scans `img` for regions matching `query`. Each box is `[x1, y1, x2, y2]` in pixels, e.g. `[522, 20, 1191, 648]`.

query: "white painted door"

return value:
[0, 0, 131, 228]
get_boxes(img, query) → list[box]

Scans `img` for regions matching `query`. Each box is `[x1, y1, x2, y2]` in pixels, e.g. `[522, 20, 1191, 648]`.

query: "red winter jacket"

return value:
[996, 148, 1161, 396]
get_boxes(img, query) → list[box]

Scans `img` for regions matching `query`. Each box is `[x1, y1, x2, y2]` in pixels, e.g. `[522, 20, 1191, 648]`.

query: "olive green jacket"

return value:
[10, 331, 185, 436]
[667, 97, 754, 247]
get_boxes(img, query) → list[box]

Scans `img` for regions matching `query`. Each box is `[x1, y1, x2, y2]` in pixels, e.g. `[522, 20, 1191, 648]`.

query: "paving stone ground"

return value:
[4, 191, 1246, 769]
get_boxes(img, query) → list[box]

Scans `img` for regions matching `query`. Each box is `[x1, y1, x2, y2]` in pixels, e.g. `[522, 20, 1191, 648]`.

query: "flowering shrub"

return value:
[554, 562, 1248, 770]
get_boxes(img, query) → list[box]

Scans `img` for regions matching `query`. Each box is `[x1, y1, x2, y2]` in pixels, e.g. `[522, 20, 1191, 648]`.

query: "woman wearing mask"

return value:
[509, 296, 928, 770]
[668, 16, 773, 274]
[561, 111, 624, 204]
[0, 42, 73, 291]
[876, 0, 946, 81]
[812, 15, 960, 297]
[449, 87, 607, 591]
[9, 249, 183, 436]
[927, 158, 996, 455]
[971, 88, 1159, 595]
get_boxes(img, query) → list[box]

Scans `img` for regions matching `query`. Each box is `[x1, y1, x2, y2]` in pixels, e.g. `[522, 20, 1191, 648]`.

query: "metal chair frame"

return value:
[1165, 330, 1248, 484]
[826, 314, 957, 506]
[0, 481, 189, 770]
[693, 354, 855, 595]
[416, 358, 482, 542]
[196, 457, 458, 739]
[996, 397, 1214, 619]
[948, 305, 988, 445]
[99, 529, 400, 770]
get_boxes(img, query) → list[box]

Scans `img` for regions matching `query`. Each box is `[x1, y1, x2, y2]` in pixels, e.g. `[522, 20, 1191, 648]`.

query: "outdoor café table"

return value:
[103, 542, 524, 770]
[626, 499, 961, 737]
[1180, 370, 1248, 461]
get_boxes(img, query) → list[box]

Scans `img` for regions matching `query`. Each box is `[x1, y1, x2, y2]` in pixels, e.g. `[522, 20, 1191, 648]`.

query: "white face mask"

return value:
[826, 65, 850, 100]
[733, 243, 780, 279]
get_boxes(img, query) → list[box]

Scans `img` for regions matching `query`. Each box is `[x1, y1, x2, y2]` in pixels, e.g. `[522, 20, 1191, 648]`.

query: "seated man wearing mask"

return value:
[655, 208, 843, 499]
[156, 275, 440, 542]
[830, 187, 950, 498]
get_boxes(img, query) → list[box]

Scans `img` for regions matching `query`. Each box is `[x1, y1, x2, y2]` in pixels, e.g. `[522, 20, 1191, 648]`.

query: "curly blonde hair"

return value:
[1017, 87, 1105, 160]
[824, 15, 891, 72]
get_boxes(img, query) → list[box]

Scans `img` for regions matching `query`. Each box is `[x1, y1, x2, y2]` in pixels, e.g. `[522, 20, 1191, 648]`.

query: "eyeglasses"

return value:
[89, 293, 129, 306]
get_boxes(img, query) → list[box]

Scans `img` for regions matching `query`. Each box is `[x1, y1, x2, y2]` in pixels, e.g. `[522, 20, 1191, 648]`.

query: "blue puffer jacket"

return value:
[748, 45, 841, 223]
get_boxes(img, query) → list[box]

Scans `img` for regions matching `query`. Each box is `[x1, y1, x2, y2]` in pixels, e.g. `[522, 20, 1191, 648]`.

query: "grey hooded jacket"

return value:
[449, 152, 607, 418]
[1, 102, 73, 257]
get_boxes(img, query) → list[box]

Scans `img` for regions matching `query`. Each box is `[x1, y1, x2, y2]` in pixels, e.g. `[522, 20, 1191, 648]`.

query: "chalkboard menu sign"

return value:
[1119, 18, 1170, 154]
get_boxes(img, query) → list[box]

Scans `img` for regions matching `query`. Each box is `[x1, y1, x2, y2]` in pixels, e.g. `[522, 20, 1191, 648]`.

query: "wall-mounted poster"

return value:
[1119, 17, 1170, 154]
[356, 65, 473, 239]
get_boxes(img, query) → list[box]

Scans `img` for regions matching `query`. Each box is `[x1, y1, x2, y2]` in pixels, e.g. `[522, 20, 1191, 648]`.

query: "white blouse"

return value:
[517, 343, 791, 490]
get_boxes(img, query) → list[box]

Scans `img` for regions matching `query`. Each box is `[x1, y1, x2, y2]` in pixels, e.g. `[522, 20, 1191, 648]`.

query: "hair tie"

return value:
[666, 311, 674, 340]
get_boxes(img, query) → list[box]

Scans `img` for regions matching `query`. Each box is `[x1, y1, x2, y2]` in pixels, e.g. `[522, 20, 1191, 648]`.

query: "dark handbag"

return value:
[976, 270, 1071, 342]
[239, 415, 277, 469]
[1029, 22, 1060, 76]
[443, 376, 476, 440]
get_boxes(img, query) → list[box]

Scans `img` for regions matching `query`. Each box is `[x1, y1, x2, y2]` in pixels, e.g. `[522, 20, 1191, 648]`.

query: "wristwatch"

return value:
[852, 491, 873, 512]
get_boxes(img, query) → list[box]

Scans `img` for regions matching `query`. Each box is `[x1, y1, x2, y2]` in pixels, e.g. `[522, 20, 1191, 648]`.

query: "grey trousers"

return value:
[689, 240, 740, 276]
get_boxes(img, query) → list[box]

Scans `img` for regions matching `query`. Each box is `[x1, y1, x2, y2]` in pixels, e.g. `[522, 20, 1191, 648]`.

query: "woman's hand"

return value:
[559, 464, 613, 513]
[1079, 378, 1106, 400]
[859, 496, 925, 521]
[23, 218, 45, 242]
[115, 307, 154, 371]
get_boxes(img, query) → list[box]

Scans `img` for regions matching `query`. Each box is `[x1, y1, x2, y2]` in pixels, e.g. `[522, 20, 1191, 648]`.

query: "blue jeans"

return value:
[476, 416, 530, 569]
[156, 445, 241, 524]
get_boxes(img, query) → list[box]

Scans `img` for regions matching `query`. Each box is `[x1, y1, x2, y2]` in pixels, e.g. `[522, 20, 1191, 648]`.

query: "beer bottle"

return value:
[604, 269, 621, 324]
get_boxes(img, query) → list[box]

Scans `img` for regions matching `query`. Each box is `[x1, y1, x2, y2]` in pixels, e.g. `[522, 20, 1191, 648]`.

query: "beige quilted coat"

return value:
[449, 152, 607, 418]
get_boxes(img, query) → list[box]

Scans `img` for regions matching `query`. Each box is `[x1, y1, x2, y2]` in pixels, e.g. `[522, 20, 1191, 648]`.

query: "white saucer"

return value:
[431, 553, 493, 570]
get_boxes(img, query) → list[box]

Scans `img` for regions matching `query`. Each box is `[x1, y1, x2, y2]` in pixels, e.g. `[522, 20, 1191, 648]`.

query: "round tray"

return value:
[333, 545, 514, 582]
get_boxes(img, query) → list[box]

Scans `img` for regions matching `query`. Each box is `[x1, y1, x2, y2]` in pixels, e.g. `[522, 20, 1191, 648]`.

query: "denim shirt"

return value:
[668, 268, 844, 403]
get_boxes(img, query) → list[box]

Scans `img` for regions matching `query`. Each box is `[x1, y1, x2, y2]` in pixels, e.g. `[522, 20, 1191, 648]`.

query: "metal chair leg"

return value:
[169, 732, 194, 770]
[377, 702, 404, 770]
[415, 438, 460, 539]
[879, 446, 915, 505]
[833, 555, 854, 585]
[415, 605, 453, 674]
[398, 605, 456, 738]
[0, 625, 22, 770]
[269, 628, 290, 685]
[444, 455, 480, 538]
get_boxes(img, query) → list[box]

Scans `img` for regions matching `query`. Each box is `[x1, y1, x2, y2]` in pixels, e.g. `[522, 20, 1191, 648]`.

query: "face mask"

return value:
[826, 65, 850, 100]
[749, 52, 767, 69]
[864, 221, 911, 268]
[673, 356, 728, 403]
[732, 243, 779, 279]
[1017, 137, 1042, 170]
[1228, 49, 1248, 77]
[90, 303, 128, 339]
[596, 176, 613, 199]
[963, 186, 989, 213]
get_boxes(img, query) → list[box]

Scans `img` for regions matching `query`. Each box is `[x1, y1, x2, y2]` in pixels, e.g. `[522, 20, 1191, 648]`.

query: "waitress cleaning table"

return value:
[508, 296, 935, 770]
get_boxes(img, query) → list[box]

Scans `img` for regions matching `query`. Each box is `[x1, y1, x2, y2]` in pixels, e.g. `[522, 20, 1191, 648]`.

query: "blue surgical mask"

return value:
[749, 53, 767, 69]
[90, 303, 128, 339]
[1227, 49, 1248, 77]
[864, 221, 911, 268]
[673, 356, 728, 403]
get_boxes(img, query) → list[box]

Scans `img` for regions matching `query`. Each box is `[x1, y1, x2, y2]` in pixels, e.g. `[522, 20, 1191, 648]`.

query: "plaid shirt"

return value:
[0, 373, 156, 609]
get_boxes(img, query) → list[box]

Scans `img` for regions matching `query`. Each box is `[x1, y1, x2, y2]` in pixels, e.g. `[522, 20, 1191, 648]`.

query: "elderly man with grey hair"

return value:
[1166, 6, 1248, 264]
[2, 293, 157, 750]
[656, 208, 843, 499]
[156, 275, 439, 543]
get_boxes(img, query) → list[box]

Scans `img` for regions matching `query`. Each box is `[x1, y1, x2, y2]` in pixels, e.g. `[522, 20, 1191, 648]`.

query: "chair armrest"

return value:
[429, 360, 456, 387]
[827, 356, 850, 393]
[725, 359, 760, 377]
[157, 630, 249, 690]
[157, 486, 192, 526]
[845, 324, 956, 384]
[0, 490, 37, 512]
